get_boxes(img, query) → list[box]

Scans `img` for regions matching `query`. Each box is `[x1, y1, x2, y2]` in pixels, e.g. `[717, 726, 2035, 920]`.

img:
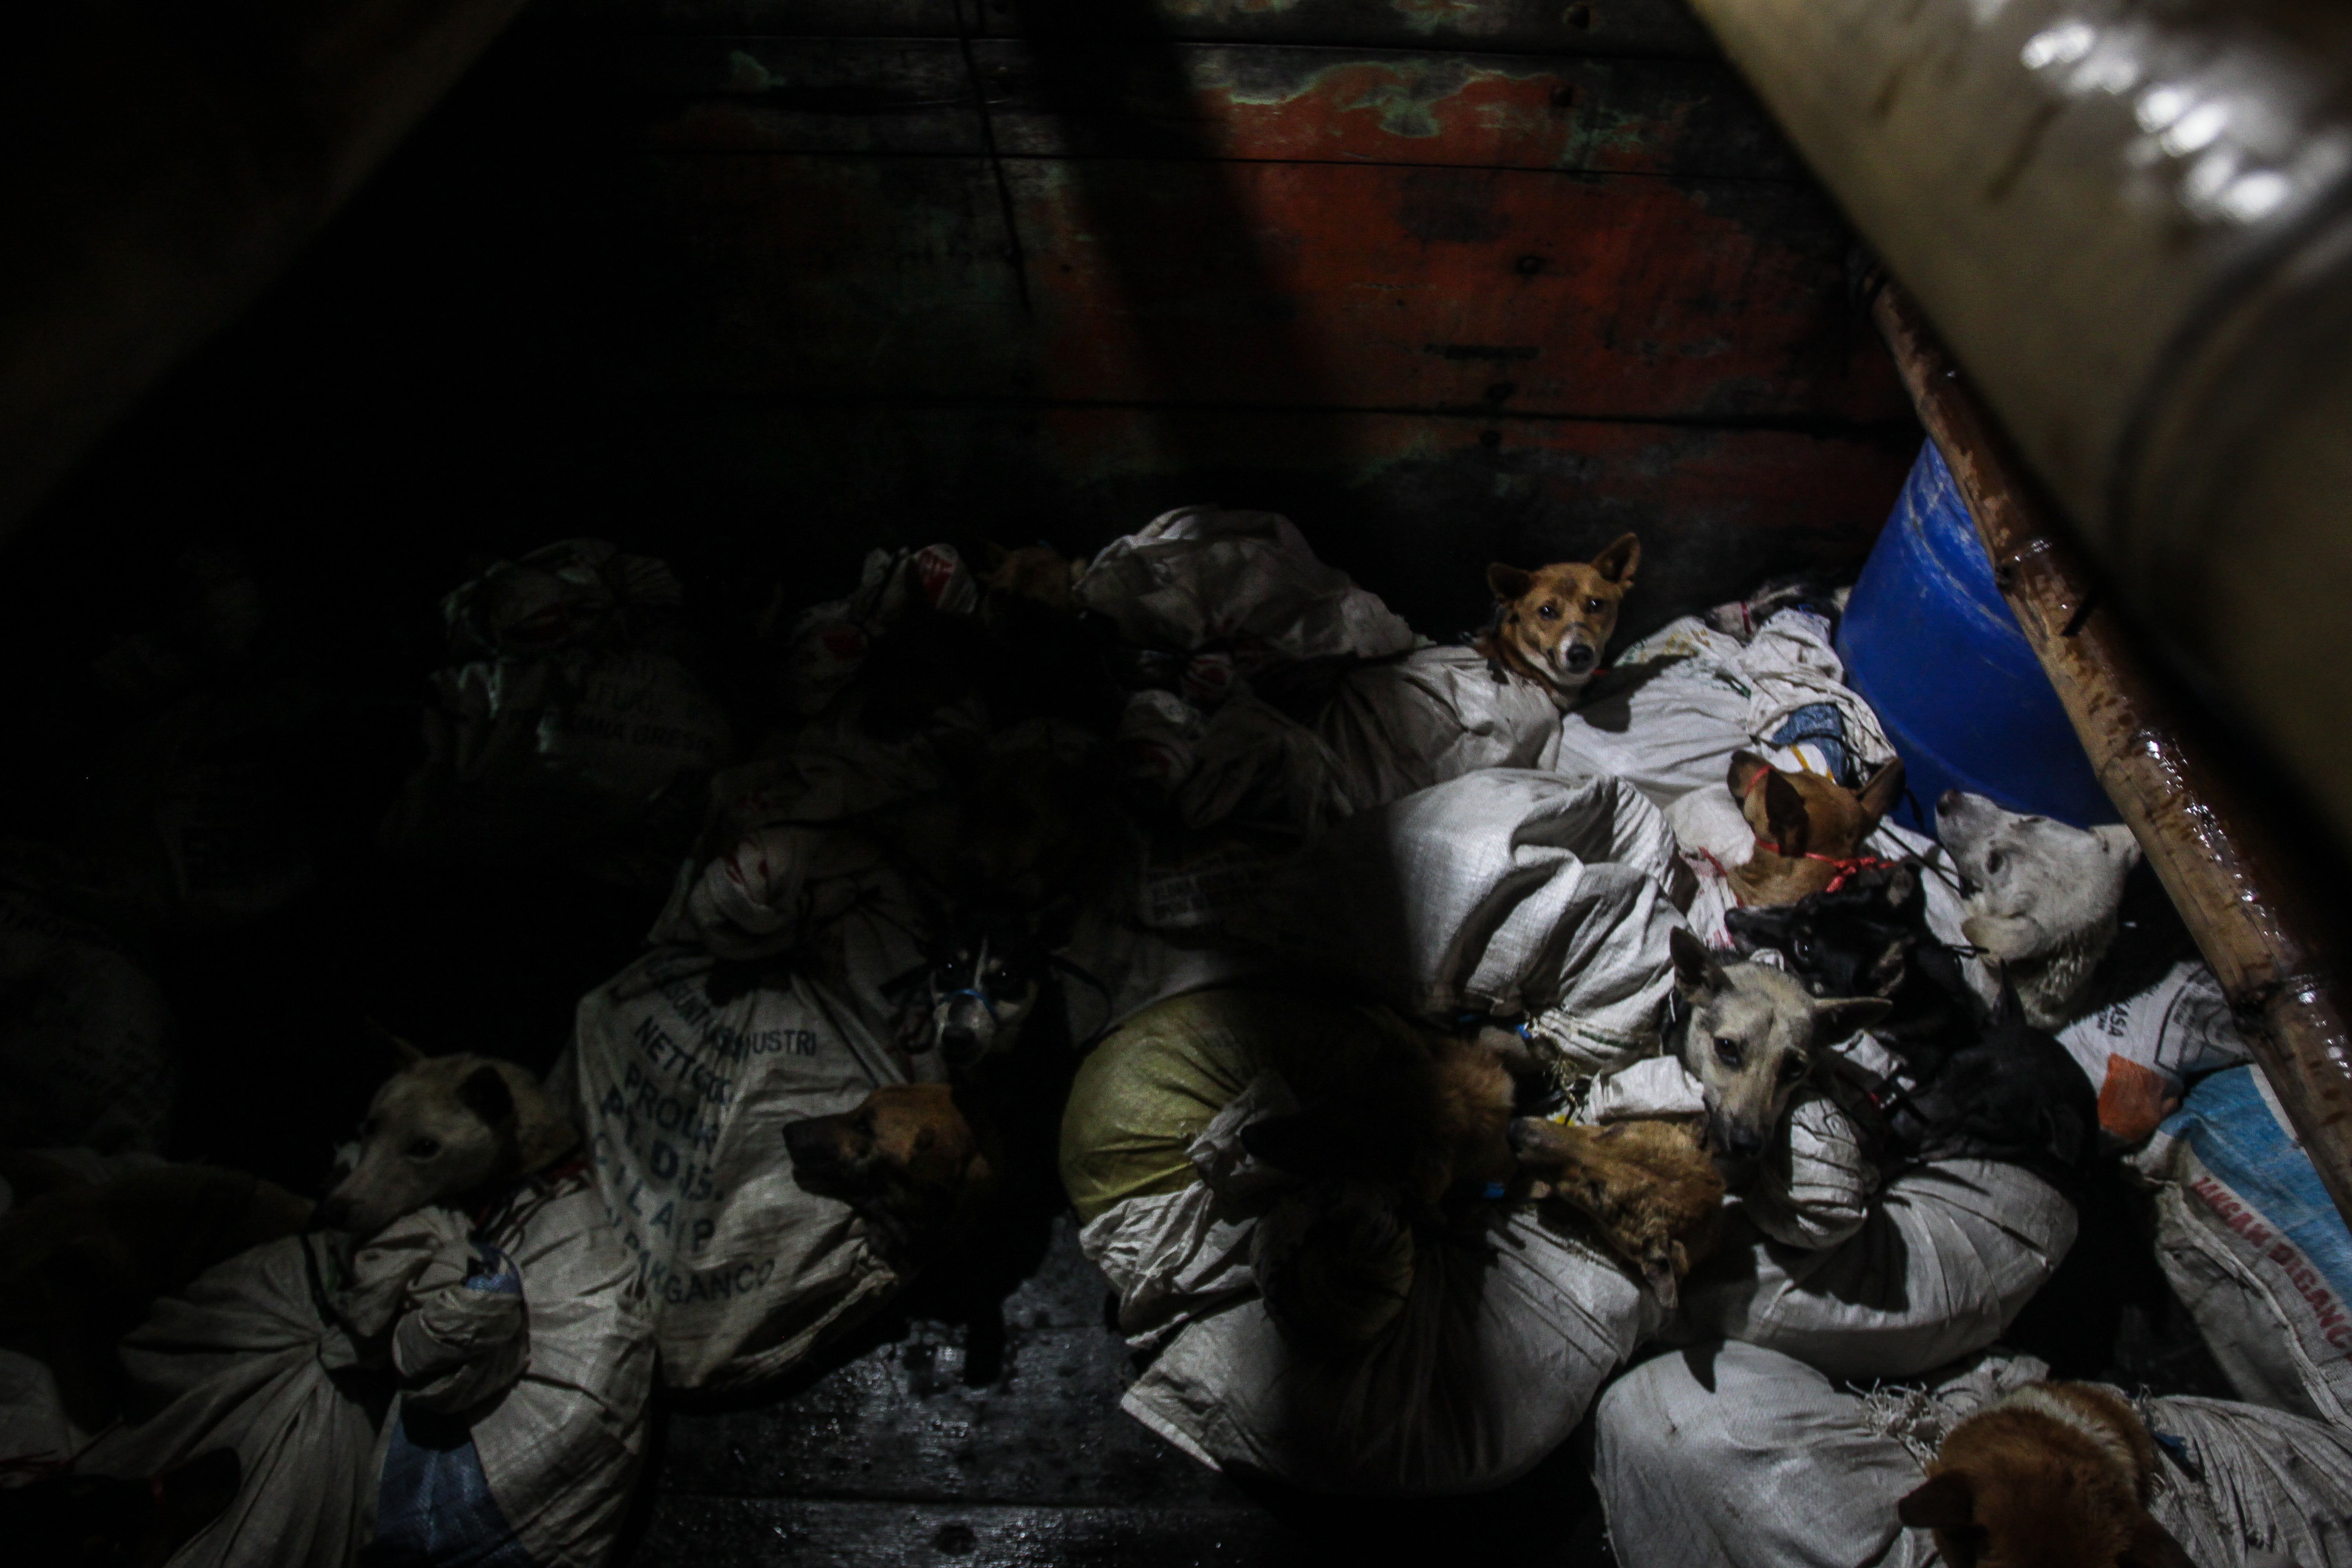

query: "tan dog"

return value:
[1475, 533, 1641, 706]
[316, 1037, 580, 1236]
[1670, 927, 1891, 1162]
[1898, 1381, 2194, 1567]
[1508, 1116, 1724, 1307]
[781, 1084, 1003, 1270]
[1726, 749, 1906, 906]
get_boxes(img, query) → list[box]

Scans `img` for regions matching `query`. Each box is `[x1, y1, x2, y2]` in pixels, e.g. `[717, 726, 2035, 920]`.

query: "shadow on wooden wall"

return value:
[8, 0, 1919, 654]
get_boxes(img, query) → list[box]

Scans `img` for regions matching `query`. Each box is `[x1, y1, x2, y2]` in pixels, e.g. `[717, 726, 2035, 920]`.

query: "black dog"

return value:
[1728, 862, 2094, 1181]
[1726, 861, 1973, 1071]
[1902, 979, 2098, 1183]
[891, 909, 1056, 1073]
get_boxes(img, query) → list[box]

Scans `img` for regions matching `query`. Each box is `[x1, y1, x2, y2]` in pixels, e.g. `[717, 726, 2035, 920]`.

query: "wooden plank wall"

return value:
[6, 0, 1917, 666]
[512, 0, 1915, 636]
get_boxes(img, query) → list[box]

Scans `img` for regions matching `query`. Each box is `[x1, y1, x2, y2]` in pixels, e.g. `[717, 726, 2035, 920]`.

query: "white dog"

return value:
[1935, 790, 2141, 1028]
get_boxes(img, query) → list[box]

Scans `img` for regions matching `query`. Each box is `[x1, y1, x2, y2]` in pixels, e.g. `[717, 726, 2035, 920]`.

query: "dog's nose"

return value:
[1563, 643, 1597, 673]
[940, 1025, 981, 1063]
[1506, 1117, 1543, 1154]
[1936, 789, 1963, 812]
[1711, 1117, 1765, 1161]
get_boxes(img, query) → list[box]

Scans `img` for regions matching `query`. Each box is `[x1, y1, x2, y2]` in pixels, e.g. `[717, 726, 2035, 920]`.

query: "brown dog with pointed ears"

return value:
[782, 1084, 1003, 1272]
[1727, 749, 1907, 907]
[1898, 1381, 2194, 1567]
[1475, 533, 1641, 707]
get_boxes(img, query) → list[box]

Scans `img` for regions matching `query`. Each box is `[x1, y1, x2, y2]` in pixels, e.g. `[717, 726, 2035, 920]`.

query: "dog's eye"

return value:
[1791, 934, 1814, 964]
[1713, 1037, 1743, 1067]
[1585, 597, 1604, 612]
[1535, 602, 1558, 620]
[406, 1136, 442, 1159]
[1984, 851, 2005, 877]
[1777, 1056, 1810, 1085]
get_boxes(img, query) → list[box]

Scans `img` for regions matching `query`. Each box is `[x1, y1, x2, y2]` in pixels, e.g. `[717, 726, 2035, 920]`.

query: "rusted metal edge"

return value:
[1870, 279, 2352, 1225]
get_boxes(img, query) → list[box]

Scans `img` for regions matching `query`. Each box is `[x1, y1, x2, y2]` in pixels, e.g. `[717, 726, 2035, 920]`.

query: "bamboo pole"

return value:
[1870, 278, 2352, 1224]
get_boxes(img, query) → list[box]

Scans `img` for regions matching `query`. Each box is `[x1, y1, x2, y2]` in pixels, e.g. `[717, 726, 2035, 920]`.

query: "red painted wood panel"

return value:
[612, 153, 1899, 423]
[1017, 159, 1893, 417]
[593, 38, 1794, 180]
[979, 43, 1792, 177]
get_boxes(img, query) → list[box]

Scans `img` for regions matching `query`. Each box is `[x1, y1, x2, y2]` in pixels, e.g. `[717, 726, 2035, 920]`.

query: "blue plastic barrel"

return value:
[1836, 441, 2116, 832]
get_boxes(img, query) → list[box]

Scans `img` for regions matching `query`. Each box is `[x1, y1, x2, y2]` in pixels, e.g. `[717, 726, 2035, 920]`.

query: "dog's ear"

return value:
[1812, 995, 1893, 1040]
[1641, 1239, 1684, 1310]
[1856, 757, 1906, 826]
[1896, 1470, 1975, 1530]
[1241, 1107, 1361, 1177]
[458, 1065, 518, 1132]
[1727, 749, 1773, 800]
[1669, 926, 1728, 999]
[2094, 822, 2143, 869]
[1761, 771, 1812, 854]
[1590, 532, 1640, 586]
[1487, 563, 1534, 602]
[363, 1018, 426, 1069]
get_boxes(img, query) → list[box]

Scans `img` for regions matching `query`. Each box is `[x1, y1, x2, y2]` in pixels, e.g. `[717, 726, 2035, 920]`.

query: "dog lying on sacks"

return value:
[780, 953, 1077, 1386]
[1059, 986, 1698, 1494]
[1626, 929, 2084, 1382]
[1096, 532, 1645, 833]
[1291, 534, 1646, 817]
[1247, 534, 1639, 813]
[1719, 748, 1909, 908]
[72, 1042, 653, 1568]
[1724, 862, 2100, 1181]
[1473, 534, 1642, 704]
[1936, 790, 2243, 1146]
[565, 704, 1119, 1389]
[1592, 1341, 2352, 1568]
